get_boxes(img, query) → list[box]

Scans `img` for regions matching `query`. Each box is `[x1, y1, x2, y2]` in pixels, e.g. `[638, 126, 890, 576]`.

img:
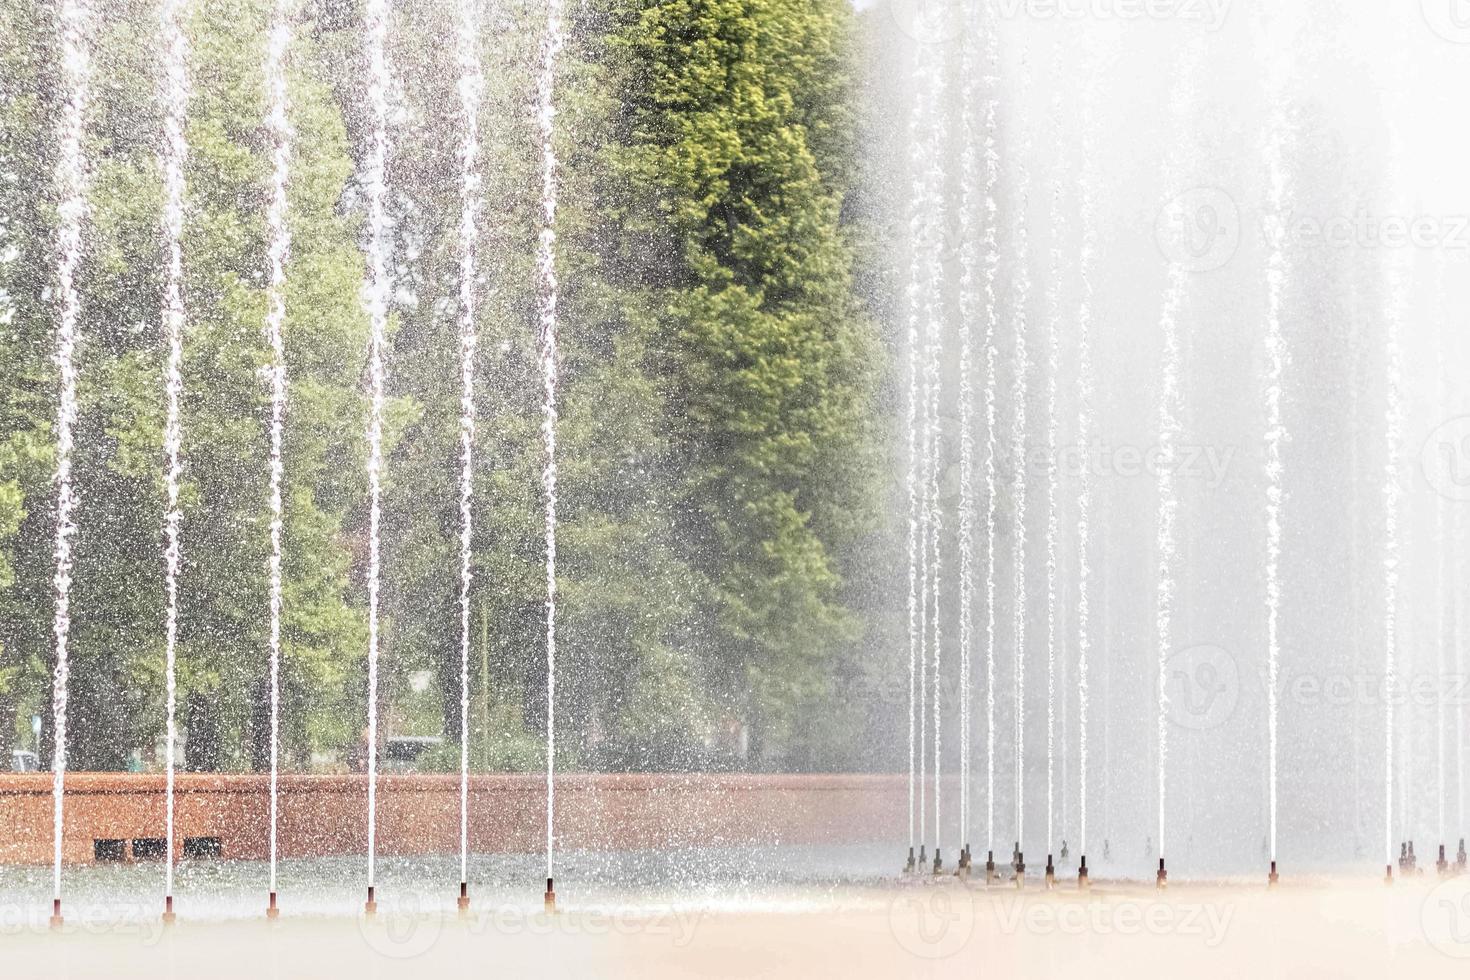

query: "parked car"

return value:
[11, 749, 40, 772]
[381, 736, 443, 773]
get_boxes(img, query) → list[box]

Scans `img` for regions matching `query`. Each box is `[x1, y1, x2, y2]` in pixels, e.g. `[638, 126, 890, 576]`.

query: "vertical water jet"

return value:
[261, 0, 293, 919]
[454, 0, 484, 910]
[158, 0, 190, 922]
[361, 0, 392, 913]
[48, 0, 95, 929]
[535, 0, 567, 894]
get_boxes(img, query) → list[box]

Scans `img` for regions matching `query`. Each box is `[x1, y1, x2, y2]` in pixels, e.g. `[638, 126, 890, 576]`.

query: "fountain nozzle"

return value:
[365, 885, 377, 916]
[1015, 851, 1026, 889]
[1457, 838, 1467, 872]
[162, 895, 176, 925]
[1078, 855, 1089, 889]
[1045, 854, 1056, 889]
[267, 891, 279, 920]
[933, 849, 943, 875]
[1385, 863, 1394, 885]
[1156, 858, 1167, 889]
[1438, 845, 1449, 876]
[49, 898, 63, 931]
[986, 850, 997, 884]
[544, 877, 557, 914]
[904, 846, 916, 875]
[458, 880, 470, 913]
[1268, 860, 1278, 888]
[956, 845, 971, 880]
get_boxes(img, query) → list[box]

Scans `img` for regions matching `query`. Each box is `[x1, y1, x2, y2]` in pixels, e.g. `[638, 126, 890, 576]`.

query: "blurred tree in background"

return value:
[0, 0, 887, 773]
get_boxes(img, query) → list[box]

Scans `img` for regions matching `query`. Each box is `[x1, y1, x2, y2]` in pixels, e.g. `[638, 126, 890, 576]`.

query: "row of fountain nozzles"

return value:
[904, 842, 1090, 888]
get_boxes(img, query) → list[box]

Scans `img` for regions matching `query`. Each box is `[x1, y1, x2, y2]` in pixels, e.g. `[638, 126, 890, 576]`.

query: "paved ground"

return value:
[5, 878, 1470, 978]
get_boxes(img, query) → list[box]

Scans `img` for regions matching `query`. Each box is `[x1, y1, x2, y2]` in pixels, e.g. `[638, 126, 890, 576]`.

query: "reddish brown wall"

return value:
[0, 773, 910, 865]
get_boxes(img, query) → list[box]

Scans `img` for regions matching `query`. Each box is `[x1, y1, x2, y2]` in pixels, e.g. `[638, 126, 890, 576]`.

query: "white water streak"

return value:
[1383, 271, 1403, 870]
[1043, 66, 1062, 856]
[262, 0, 292, 899]
[535, 0, 566, 881]
[1010, 52, 1033, 853]
[159, 0, 189, 905]
[50, 0, 94, 906]
[455, 0, 483, 891]
[362, 0, 391, 892]
[980, 0, 1001, 857]
[1153, 43, 1200, 864]
[955, 0, 985, 852]
[1261, 100, 1290, 868]
[1074, 58, 1097, 861]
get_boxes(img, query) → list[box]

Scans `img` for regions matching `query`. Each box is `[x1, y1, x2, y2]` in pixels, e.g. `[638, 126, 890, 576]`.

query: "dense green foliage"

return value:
[0, 0, 885, 773]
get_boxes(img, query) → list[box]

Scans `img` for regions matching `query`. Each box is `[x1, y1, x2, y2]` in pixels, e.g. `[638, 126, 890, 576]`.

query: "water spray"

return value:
[361, 0, 392, 917]
[534, 0, 567, 910]
[48, 0, 94, 931]
[454, 0, 485, 916]
[157, 0, 191, 929]
[261, 0, 293, 923]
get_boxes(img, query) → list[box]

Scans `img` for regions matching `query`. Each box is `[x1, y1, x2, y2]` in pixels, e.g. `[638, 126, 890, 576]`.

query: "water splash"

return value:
[955, 0, 986, 852]
[49, 0, 94, 909]
[1042, 63, 1063, 857]
[1382, 265, 1403, 871]
[1074, 46, 1099, 863]
[158, 0, 191, 908]
[1153, 42, 1201, 866]
[1257, 8, 1293, 871]
[261, 0, 293, 901]
[979, 0, 1001, 858]
[1009, 51, 1033, 853]
[455, 0, 483, 892]
[535, 0, 566, 881]
[903, 3, 948, 857]
[361, 0, 392, 895]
